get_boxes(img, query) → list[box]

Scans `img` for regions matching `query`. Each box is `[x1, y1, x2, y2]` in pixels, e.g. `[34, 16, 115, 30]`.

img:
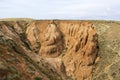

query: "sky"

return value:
[0, 0, 120, 20]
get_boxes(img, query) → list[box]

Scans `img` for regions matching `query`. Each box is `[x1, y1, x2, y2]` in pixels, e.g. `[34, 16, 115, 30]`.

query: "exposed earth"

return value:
[0, 19, 120, 80]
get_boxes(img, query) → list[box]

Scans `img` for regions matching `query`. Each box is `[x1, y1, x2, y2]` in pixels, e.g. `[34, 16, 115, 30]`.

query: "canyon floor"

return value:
[0, 19, 120, 80]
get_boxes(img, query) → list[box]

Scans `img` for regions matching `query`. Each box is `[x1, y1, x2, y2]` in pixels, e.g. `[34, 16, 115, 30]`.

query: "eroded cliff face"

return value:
[1, 20, 120, 80]
[60, 22, 98, 80]
[26, 20, 98, 80]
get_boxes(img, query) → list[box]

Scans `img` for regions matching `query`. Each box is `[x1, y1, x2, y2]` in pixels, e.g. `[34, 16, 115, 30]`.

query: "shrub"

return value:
[34, 76, 42, 80]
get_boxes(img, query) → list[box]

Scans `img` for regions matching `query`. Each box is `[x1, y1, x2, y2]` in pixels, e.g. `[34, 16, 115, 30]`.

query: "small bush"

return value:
[34, 76, 42, 80]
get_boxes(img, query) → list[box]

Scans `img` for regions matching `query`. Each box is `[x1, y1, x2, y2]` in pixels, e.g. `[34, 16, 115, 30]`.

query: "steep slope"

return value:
[26, 20, 98, 80]
[0, 21, 63, 80]
[59, 21, 98, 80]
[2, 20, 119, 80]
[92, 21, 120, 80]
[0, 43, 48, 80]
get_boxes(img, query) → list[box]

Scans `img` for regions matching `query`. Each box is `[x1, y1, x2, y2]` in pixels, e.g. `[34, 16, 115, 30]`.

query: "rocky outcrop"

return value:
[39, 23, 64, 57]
[59, 21, 98, 80]
[26, 20, 98, 80]
[26, 21, 64, 57]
